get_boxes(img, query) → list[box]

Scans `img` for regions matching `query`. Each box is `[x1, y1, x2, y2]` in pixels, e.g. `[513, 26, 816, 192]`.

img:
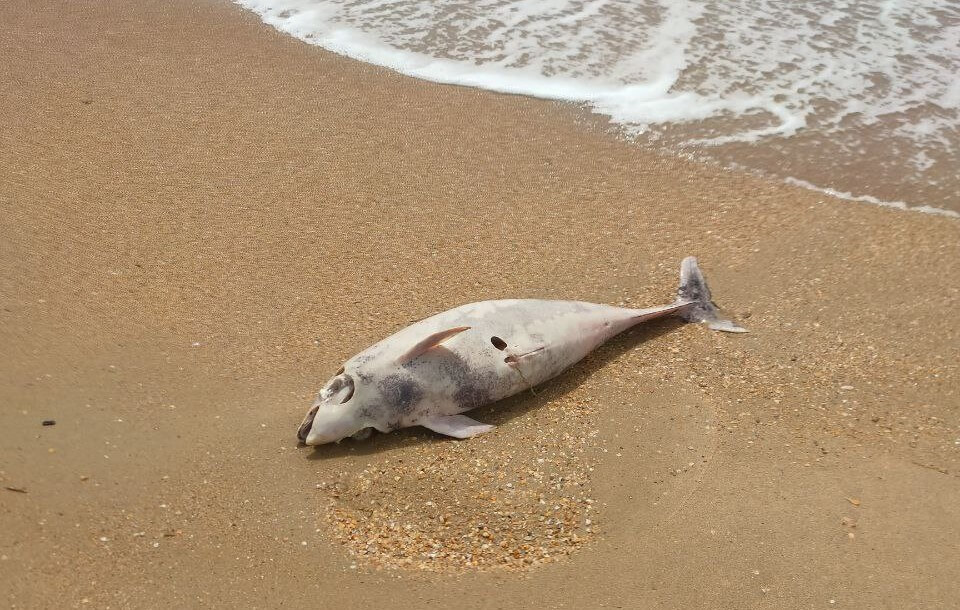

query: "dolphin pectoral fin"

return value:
[419, 414, 495, 439]
[396, 326, 472, 364]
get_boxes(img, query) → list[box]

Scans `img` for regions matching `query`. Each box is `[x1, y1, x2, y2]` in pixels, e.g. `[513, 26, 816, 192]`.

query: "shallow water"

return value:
[236, 0, 960, 215]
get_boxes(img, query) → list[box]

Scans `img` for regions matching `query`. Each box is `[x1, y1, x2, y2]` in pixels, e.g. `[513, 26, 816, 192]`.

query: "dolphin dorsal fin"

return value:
[396, 326, 471, 364]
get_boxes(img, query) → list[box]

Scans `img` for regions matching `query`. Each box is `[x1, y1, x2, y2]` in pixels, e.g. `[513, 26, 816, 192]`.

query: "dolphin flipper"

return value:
[419, 414, 495, 439]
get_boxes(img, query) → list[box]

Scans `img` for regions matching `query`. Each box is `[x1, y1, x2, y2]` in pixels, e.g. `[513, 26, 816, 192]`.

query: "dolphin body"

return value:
[298, 257, 745, 445]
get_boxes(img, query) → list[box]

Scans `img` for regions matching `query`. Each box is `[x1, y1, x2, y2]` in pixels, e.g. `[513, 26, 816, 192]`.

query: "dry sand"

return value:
[2, 0, 959, 607]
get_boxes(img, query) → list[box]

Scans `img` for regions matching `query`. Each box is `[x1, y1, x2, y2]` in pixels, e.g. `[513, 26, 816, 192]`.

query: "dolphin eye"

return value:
[324, 374, 355, 403]
[490, 336, 507, 350]
[337, 374, 355, 403]
[340, 375, 353, 404]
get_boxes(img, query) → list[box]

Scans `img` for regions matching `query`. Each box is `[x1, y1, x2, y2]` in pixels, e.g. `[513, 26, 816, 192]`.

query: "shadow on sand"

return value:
[303, 317, 686, 460]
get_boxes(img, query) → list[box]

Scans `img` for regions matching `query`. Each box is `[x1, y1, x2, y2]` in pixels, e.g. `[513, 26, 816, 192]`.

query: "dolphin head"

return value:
[297, 369, 374, 445]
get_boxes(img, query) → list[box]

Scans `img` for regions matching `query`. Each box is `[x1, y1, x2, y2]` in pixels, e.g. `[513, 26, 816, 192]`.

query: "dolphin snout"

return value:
[297, 404, 320, 445]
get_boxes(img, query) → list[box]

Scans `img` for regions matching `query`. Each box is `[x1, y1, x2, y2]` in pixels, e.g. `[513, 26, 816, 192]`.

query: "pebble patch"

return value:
[317, 392, 599, 572]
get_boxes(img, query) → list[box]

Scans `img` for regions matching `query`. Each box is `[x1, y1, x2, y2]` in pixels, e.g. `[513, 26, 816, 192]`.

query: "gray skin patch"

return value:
[454, 383, 491, 411]
[436, 351, 497, 410]
[377, 374, 424, 416]
[352, 353, 377, 383]
[357, 405, 380, 422]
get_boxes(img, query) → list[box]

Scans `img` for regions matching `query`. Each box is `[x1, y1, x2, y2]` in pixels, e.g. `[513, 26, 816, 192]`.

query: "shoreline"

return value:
[234, 0, 960, 218]
[2, 0, 959, 607]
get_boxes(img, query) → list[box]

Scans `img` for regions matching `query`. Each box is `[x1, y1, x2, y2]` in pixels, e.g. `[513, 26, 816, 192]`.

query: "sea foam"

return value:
[236, 0, 960, 216]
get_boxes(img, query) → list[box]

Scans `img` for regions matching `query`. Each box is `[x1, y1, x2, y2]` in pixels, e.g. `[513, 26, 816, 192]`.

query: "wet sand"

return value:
[2, 0, 959, 607]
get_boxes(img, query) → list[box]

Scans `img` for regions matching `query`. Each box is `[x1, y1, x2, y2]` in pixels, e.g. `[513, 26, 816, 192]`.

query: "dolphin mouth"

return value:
[297, 404, 320, 444]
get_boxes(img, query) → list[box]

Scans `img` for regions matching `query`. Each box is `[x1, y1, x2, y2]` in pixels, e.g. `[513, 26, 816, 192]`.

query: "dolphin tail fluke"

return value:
[676, 257, 748, 333]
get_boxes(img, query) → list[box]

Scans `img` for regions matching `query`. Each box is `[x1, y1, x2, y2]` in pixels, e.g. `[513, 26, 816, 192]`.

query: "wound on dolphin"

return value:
[298, 257, 746, 446]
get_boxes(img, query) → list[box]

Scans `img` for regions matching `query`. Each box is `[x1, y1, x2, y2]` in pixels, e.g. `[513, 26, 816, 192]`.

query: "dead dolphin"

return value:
[298, 257, 745, 445]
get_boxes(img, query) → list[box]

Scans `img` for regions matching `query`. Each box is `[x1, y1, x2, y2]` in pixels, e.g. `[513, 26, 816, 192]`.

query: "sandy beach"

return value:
[2, 0, 959, 607]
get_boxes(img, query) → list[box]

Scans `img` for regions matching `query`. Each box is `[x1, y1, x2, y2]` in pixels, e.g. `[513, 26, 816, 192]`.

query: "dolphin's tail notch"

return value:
[677, 257, 747, 333]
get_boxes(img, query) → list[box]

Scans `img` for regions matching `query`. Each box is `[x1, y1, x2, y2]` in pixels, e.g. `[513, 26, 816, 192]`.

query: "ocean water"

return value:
[236, 0, 960, 216]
